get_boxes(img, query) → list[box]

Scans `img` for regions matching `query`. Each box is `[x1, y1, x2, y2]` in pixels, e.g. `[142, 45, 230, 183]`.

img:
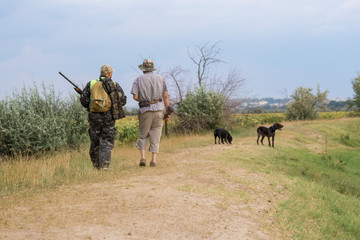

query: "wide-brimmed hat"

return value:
[138, 59, 157, 72]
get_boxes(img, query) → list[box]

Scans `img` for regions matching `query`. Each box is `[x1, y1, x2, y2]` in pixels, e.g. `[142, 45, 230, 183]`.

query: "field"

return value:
[115, 112, 359, 141]
[0, 116, 360, 239]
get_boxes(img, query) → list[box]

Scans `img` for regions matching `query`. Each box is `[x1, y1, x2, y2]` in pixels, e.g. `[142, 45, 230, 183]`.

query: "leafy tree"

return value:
[349, 72, 360, 111]
[286, 85, 328, 120]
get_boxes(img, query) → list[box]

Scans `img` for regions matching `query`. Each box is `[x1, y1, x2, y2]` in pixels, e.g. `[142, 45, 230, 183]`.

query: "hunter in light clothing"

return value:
[80, 65, 126, 170]
[131, 59, 170, 167]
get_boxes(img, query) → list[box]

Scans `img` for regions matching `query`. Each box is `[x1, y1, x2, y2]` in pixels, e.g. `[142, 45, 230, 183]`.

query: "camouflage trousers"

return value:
[88, 111, 115, 169]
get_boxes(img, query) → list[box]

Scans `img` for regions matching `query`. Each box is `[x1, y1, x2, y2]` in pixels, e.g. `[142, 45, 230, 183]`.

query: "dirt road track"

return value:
[0, 143, 285, 240]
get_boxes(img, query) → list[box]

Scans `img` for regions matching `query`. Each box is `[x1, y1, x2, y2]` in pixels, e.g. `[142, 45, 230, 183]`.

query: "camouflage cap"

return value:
[138, 59, 157, 72]
[100, 64, 114, 75]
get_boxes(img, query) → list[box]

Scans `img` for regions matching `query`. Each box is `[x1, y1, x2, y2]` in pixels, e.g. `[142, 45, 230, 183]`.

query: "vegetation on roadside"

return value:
[226, 118, 360, 240]
[286, 85, 328, 120]
[175, 86, 227, 132]
[349, 72, 360, 111]
[0, 83, 88, 156]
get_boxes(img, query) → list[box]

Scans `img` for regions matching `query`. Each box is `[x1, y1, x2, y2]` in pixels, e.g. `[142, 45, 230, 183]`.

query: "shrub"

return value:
[286, 86, 328, 121]
[0, 83, 88, 156]
[175, 86, 226, 133]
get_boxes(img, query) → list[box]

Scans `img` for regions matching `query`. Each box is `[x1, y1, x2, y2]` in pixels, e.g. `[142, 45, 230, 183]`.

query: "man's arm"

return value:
[133, 94, 139, 101]
[163, 91, 171, 121]
[163, 91, 170, 108]
[115, 82, 127, 106]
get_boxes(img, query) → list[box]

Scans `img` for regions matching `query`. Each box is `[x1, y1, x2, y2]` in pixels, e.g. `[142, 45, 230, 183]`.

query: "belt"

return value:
[139, 99, 162, 107]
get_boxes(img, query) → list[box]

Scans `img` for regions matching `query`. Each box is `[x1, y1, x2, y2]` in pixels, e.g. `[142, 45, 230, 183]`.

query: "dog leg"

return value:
[261, 136, 265, 145]
[272, 136, 275, 148]
[215, 136, 217, 144]
[267, 137, 271, 147]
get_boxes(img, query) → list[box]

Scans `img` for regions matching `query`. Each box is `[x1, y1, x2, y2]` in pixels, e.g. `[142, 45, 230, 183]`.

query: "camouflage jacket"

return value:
[80, 75, 126, 120]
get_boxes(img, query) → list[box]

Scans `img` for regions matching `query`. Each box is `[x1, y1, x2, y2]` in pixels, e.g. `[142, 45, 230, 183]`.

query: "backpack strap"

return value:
[90, 78, 99, 89]
[100, 78, 112, 95]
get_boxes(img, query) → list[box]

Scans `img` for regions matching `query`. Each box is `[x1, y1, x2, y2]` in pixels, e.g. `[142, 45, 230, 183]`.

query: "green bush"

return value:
[175, 86, 226, 133]
[286, 86, 328, 121]
[0, 83, 88, 156]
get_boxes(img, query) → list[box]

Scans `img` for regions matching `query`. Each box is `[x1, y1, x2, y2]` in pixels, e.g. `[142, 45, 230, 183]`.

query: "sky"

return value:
[1, 0, 359, 107]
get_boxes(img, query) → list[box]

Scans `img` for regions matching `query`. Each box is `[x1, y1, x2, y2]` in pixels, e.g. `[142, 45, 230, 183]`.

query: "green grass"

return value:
[278, 179, 360, 240]
[227, 118, 360, 239]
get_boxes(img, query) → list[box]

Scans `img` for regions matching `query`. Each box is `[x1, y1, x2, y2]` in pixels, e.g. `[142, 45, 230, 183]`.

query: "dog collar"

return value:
[271, 125, 276, 131]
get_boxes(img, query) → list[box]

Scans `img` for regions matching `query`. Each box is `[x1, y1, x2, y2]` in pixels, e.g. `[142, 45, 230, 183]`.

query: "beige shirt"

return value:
[131, 72, 168, 113]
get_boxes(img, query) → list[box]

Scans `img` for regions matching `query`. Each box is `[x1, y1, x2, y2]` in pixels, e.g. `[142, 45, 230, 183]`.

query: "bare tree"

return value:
[219, 67, 245, 100]
[188, 42, 246, 105]
[163, 66, 189, 106]
[188, 42, 223, 87]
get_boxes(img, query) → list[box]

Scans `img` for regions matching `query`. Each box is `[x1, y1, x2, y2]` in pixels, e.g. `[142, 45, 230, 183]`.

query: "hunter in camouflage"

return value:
[80, 65, 126, 170]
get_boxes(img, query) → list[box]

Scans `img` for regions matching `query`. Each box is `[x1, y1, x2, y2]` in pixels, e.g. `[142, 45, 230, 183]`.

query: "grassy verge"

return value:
[226, 118, 360, 239]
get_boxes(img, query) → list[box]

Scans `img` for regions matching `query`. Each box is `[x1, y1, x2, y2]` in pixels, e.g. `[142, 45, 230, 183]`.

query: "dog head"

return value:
[273, 123, 284, 130]
[227, 134, 233, 144]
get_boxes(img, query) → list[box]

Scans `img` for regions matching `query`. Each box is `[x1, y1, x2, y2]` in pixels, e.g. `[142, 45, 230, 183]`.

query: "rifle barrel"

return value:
[59, 71, 83, 95]
[59, 72, 77, 88]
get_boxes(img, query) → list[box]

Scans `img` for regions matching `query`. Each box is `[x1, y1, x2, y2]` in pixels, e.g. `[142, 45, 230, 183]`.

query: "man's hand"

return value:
[164, 105, 174, 121]
[164, 113, 170, 122]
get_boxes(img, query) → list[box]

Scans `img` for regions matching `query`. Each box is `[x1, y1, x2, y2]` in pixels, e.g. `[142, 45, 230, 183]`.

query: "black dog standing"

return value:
[257, 123, 283, 147]
[214, 128, 233, 144]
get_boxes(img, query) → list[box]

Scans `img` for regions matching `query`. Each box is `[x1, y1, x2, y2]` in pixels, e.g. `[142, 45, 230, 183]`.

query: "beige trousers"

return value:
[136, 111, 164, 153]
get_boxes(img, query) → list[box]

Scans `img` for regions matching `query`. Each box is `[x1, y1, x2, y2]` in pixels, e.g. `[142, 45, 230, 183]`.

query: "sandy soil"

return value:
[0, 141, 286, 240]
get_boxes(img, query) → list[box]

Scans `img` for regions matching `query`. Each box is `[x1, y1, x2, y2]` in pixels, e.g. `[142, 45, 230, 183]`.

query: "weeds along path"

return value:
[0, 136, 286, 240]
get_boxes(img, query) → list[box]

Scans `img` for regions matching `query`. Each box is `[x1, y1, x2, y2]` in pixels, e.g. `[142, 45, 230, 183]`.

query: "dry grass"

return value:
[0, 132, 213, 196]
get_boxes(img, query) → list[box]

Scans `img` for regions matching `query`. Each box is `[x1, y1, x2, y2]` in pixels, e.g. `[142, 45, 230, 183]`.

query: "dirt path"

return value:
[0, 141, 285, 240]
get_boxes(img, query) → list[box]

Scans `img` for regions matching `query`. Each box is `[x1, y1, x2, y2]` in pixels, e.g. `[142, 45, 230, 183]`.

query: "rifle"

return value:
[164, 105, 174, 119]
[164, 105, 174, 136]
[58, 72, 83, 95]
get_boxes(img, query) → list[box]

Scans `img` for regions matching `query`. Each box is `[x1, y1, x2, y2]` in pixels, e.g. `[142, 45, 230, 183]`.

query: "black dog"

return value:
[214, 128, 232, 144]
[257, 123, 283, 147]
